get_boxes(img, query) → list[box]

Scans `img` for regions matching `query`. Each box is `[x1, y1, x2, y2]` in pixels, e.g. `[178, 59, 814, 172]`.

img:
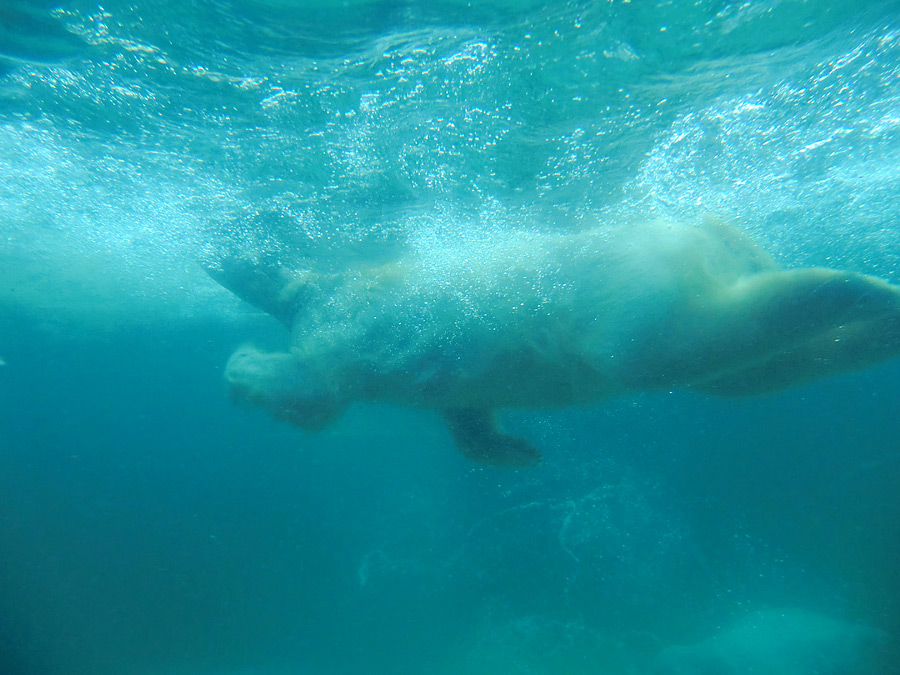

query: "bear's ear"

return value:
[441, 408, 541, 468]
[205, 256, 298, 329]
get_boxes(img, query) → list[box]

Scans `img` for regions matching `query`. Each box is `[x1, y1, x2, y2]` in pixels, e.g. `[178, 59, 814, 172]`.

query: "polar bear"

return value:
[208, 218, 900, 467]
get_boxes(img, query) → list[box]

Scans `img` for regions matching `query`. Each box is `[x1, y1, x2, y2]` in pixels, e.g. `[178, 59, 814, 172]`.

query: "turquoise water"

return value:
[2, 0, 900, 673]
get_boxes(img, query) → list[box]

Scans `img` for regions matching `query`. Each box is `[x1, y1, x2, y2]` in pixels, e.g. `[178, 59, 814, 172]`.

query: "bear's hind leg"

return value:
[226, 346, 344, 431]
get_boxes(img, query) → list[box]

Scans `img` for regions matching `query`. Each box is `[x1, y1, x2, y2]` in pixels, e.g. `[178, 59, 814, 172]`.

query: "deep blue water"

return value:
[2, 1, 900, 674]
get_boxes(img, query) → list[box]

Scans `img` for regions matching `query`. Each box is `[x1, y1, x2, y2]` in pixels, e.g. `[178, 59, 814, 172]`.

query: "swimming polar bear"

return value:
[208, 218, 900, 467]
